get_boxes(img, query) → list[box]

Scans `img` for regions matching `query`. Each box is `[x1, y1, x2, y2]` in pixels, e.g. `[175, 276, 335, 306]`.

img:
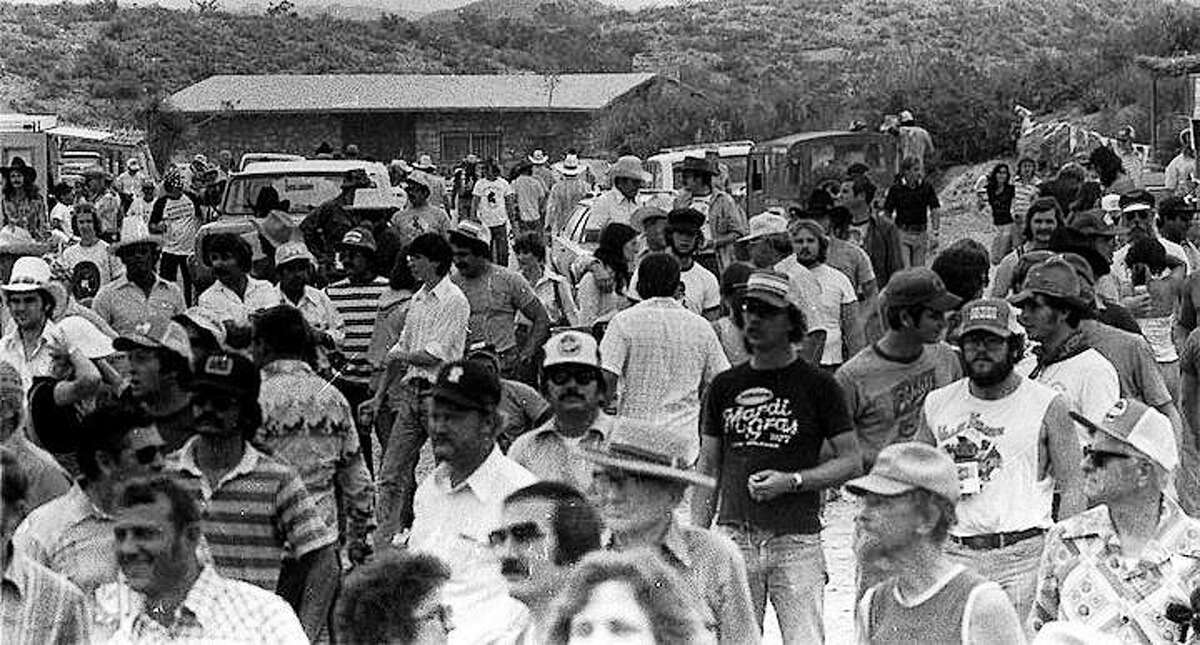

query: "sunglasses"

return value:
[487, 522, 545, 548]
[1083, 445, 1132, 468]
[741, 300, 786, 316]
[131, 445, 163, 466]
[547, 369, 598, 386]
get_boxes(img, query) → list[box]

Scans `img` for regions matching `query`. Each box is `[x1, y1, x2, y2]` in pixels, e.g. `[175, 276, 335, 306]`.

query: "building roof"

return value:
[168, 73, 659, 114]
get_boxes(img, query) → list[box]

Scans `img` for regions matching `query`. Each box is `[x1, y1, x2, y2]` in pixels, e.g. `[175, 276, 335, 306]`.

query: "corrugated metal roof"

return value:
[168, 73, 659, 114]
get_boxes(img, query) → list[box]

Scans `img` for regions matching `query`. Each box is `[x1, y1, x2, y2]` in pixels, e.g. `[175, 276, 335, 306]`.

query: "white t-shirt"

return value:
[811, 263, 856, 365]
[1017, 347, 1119, 446]
[472, 177, 512, 228]
[679, 262, 720, 315]
[159, 196, 201, 256]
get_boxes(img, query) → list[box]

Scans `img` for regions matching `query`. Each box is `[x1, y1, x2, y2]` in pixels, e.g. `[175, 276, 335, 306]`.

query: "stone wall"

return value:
[179, 113, 341, 164]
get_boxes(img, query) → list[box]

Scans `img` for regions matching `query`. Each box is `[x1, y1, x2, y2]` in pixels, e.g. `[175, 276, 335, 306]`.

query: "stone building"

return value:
[167, 73, 661, 171]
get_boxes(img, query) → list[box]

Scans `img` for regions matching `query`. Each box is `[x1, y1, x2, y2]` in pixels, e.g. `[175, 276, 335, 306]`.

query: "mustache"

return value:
[500, 558, 529, 577]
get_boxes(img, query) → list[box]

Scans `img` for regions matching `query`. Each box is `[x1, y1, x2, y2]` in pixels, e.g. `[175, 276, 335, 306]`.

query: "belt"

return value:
[950, 527, 1044, 550]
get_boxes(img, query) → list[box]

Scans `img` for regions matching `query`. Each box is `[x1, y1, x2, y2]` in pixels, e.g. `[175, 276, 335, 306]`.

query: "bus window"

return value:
[749, 157, 764, 191]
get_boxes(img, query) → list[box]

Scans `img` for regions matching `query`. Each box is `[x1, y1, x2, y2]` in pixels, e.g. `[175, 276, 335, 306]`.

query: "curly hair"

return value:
[336, 552, 451, 644]
[931, 242, 991, 303]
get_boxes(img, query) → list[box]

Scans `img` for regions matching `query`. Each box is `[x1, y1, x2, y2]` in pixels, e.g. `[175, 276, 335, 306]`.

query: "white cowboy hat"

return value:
[528, 149, 549, 165]
[608, 156, 650, 184]
[555, 153, 585, 177]
[412, 154, 437, 172]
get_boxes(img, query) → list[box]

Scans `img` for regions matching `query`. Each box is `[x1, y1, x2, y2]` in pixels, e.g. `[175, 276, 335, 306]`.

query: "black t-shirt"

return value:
[883, 181, 940, 229]
[29, 377, 83, 454]
[703, 359, 852, 534]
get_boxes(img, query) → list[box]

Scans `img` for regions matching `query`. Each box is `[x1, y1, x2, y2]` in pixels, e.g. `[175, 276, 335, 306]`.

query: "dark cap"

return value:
[338, 227, 377, 254]
[432, 360, 501, 412]
[191, 352, 259, 396]
[678, 156, 716, 176]
[1008, 257, 1086, 307]
[880, 267, 961, 311]
[719, 262, 755, 296]
[667, 207, 706, 232]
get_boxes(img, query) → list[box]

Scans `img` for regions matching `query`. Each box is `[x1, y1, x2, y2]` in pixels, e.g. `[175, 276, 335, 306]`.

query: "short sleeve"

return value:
[835, 271, 857, 305]
[702, 376, 726, 438]
[1182, 329, 1200, 376]
[275, 469, 337, 558]
[508, 271, 540, 311]
[926, 184, 941, 209]
[702, 273, 721, 310]
[598, 318, 628, 377]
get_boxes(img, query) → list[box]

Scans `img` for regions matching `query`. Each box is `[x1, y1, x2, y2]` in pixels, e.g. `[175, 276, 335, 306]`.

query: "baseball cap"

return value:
[742, 270, 792, 309]
[667, 208, 705, 232]
[432, 360, 501, 412]
[957, 298, 1020, 338]
[1100, 194, 1122, 213]
[719, 262, 755, 296]
[1008, 257, 1084, 307]
[113, 319, 194, 366]
[1119, 189, 1155, 213]
[450, 220, 492, 248]
[739, 213, 788, 242]
[542, 331, 601, 369]
[1070, 398, 1178, 471]
[274, 240, 315, 268]
[1159, 195, 1197, 220]
[880, 267, 961, 311]
[338, 227, 377, 254]
[192, 352, 260, 396]
[405, 173, 433, 191]
[845, 442, 960, 504]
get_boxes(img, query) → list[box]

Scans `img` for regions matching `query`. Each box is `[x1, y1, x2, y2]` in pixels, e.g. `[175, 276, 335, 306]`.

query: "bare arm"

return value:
[52, 348, 102, 406]
[1042, 396, 1085, 520]
[967, 585, 1027, 645]
[841, 302, 866, 359]
[691, 435, 723, 528]
[805, 430, 863, 489]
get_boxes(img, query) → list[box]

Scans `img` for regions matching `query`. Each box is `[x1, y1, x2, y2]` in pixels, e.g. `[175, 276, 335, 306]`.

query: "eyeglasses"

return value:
[960, 335, 1007, 351]
[415, 603, 454, 635]
[487, 522, 545, 548]
[547, 369, 599, 386]
[1083, 445, 1133, 468]
[131, 445, 163, 466]
[741, 300, 786, 316]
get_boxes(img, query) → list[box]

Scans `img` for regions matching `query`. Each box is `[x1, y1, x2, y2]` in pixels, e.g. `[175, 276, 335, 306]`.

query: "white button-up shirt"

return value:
[588, 187, 639, 231]
[197, 276, 279, 327]
[391, 274, 470, 383]
[408, 447, 537, 645]
[277, 284, 345, 346]
[0, 319, 60, 392]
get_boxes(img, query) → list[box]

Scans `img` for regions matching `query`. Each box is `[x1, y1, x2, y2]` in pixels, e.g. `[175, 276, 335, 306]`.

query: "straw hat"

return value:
[578, 417, 714, 488]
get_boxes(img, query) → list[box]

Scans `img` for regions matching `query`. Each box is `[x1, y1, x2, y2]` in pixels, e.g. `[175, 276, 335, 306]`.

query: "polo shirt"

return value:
[92, 275, 186, 335]
[508, 412, 612, 493]
[168, 439, 337, 591]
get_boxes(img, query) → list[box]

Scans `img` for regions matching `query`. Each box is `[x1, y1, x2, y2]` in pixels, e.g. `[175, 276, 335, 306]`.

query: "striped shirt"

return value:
[325, 276, 389, 385]
[1, 550, 90, 645]
[168, 439, 337, 591]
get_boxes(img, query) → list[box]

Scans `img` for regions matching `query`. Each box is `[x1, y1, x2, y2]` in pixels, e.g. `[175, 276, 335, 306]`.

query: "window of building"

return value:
[440, 131, 502, 164]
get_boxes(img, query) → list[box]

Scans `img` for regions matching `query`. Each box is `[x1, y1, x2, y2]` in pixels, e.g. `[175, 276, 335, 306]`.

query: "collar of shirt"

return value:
[208, 276, 272, 300]
[1, 318, 59, 355]
[637, 296, 686, 311]
[431, 446, 512, 504]
[418, 273, 455, 303]
[172, 438, 263, 492]
[603, 518, 692, 568]
[529, 411, 612, 444]
[604, 187, 637, 205]
[126, 566, 225, 634]
[1, 548, 31, 600]
[111, 275, 173, 295]
[64, 480, 112, 523]
[1061, 497, 1200, 563]
[276, 284, 321, 308]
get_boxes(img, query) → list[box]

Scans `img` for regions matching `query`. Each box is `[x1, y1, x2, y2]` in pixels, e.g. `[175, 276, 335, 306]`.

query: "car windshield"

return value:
[223, 173, 344, 216]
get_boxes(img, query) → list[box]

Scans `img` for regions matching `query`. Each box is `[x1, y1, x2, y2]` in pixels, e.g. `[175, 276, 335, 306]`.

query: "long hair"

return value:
[986, 163, 1012, 197]
[1022, 197, 1064, 242]
[594, 223, 638, 291]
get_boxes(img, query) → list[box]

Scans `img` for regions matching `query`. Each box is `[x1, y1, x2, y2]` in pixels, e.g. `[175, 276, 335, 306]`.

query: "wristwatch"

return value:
[791, 472, 804, 491]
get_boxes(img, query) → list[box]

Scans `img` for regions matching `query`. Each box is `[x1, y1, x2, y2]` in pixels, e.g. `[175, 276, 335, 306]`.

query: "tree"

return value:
[266, 0, 296, 17]
[191, 0, 220, 14]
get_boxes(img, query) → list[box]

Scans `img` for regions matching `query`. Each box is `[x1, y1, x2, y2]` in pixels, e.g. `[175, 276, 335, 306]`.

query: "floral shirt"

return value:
[1, 195, 49, 240]
[1031, 497, 1200, 644]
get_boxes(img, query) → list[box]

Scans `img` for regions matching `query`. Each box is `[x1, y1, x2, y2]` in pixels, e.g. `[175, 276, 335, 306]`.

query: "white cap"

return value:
[1100, 194, 1121, 212]
[2, 256, 53, 300]
[542, 331, 600, 369]
[739, 213, 789, 242]
[1071, 398, 1178, 471]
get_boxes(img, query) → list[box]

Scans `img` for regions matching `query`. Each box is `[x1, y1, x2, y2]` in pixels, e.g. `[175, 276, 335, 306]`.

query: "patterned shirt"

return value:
[1, 196, 49, 241]
[508, 413, 611, 494]
[196, 276, 279, 327]
[92, 275, 186, 336]
[93, 566, 306, 645]
[1031, 497, 1200, 644]
[325, 276, 389, 386]
[588, 187, 639, 231]
[168, 440, 337, 591]
[14, 483, 116, 602]
[392, 274, 469, 384]
[257, 359, 375, 545]
[600, 297, 730, 463]
[1, 550, 90, 645]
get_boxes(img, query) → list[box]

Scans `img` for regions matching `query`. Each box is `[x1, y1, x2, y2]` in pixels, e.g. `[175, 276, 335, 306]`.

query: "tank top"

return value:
[923, 377, 1058, 535]
[864, 566, 993, 644]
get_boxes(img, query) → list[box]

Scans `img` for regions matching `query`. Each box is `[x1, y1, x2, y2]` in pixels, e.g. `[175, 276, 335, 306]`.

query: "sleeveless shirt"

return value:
[864, 566, 995, 644]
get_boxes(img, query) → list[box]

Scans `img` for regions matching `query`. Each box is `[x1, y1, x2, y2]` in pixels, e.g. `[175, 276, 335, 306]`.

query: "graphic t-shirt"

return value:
[152, 195, 202, 255]
[704, 359, 852, 535]
[835, 342, 963, 466]
[472, 177, 512, 227]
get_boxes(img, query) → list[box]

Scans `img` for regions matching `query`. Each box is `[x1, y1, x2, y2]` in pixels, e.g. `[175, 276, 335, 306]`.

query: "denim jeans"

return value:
[898, 228, 929, 268]
[721, 524, 826, 645]
[376, 381, 431, 543]
[945, 533, 1044, 624]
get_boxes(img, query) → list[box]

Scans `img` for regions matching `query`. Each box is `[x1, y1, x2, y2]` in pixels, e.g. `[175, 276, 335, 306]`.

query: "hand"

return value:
[358, 398, 381, 428]
[1121, 293, 1153, 317]
[747, 470, 795, 503]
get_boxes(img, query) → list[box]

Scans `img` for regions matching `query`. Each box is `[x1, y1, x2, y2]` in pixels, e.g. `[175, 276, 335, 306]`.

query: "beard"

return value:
[966, 354, 1015, 387]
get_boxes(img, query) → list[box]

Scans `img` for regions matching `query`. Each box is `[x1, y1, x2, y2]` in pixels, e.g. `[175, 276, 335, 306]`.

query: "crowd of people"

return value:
[2, 121, 1200, 645]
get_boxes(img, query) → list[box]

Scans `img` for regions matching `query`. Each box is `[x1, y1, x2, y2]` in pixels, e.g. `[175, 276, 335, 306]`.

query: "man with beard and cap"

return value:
[302, 168, 370, 278]
[991, 197, 1065, 298]
[694, 270, 861, 644]
[273, 240, 344, 349]
[585, 416, 758, 645]
[95, 475, 306, 643]
[741, 212, 821, 325]
[1030, 399, 1200, 642]
[113, 319, 195, 452]
[917, 298, 1084, 622]
[166, 352, 339, 640]
[1011, 257, 1120, 445]
[850, 442, 1024, 645]
[93, 217, 186, 335]
[1113, 191, 1192, 308]
[509, 330, 613, 492]
[491, 481, 602, 643]
[404, 359, 537, 644]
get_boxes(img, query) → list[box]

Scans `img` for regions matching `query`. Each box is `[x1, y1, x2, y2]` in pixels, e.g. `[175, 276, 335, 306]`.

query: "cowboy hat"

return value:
[555, 153, 584, 177]
[252, 186, 291, 216]
[578, 417, 714, 488]
[679, 156, 716, 176]
[608, 156, 650, 184]
[412, 154, 437, 172]
[0, 226, 50, 257]
[1, 256, 56, 306]
[528, 149, 550, 165]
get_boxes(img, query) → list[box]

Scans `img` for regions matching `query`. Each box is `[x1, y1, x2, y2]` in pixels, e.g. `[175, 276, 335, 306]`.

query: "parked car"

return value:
[547, 189, 673, 281]
[746, 131, 896, 215]
[646, 140, 753, 204]
[239, 152, 305, 171]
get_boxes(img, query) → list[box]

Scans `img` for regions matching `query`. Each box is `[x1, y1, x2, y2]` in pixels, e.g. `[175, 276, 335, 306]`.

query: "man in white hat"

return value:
[584, 416, 758, 645]
[897, 109, 935, 174]
[1031, 399, 1200, 643]
[0, 256, 66, 390]
[850, 442, 1024, 645]
[410, 154, 447, 209]
[391, 173, 451, 247]
[92, 216, 185, 336]
[113, 158, 142, 211]
[274, 240, 344, 348]
[546, 152, 591, 235]
[528, 149, 557, 191]
[742, 211, 820, 323]
[509, 330, 613, 492]
[589, 155, 648, 232]
[695, 270, 861, 644]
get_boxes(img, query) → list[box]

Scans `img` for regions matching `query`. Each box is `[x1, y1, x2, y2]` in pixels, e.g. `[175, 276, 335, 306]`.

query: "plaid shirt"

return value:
[1031, 497, 1200, 643]
[1, 550, 90, 645]
[257, 359, 376, 546]
[94, 566, 306, 644]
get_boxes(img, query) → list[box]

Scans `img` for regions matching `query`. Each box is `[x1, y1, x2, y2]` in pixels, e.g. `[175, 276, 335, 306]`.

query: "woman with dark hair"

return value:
[546, 550, 706, 645]
[1, 157, 49, 241]
[1090, 145, 1135, 195]
[990, 197, 1063, 297]
[337, 551, 453, 644]
[576, 223, 639, 327]
[977, 163, 1014, 261]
